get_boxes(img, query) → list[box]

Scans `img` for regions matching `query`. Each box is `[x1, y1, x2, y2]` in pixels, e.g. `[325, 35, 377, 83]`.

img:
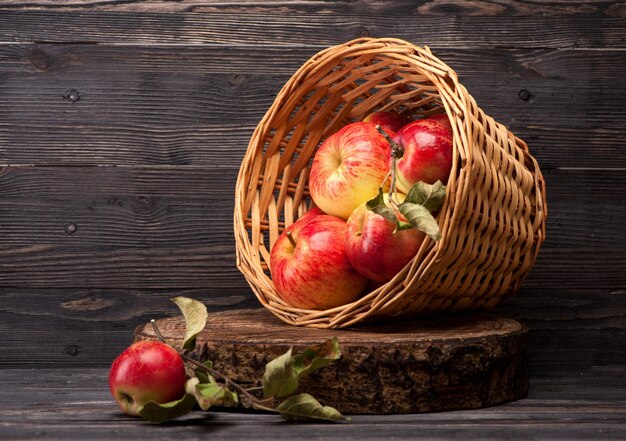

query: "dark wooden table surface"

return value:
[0, 1, 625, 439]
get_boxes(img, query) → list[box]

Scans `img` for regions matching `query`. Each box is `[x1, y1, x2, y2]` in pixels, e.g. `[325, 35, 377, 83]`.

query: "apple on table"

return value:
[109, 340, 187, 416]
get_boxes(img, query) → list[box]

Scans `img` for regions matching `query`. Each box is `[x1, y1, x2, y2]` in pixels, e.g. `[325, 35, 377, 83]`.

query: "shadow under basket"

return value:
[234, 37, 547, 329]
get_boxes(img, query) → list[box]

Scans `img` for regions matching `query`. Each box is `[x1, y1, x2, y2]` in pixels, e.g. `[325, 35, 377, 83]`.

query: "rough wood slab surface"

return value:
[135, 309, 528, 414]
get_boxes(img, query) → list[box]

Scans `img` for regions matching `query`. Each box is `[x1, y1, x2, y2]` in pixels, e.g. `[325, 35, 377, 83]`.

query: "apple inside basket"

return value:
[234, 37, 547, 329]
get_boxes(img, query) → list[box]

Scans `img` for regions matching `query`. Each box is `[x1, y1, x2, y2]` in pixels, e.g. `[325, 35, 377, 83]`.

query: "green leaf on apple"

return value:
[405, 180, 446, 212]
[293, 337, 341, 378]
[171, 296, 208, 351]
[277, 393, 350, 423]
[395, 220, 415, 231]
[138, 393, 197, 423]
[366, 188, 398, 224]
[263, 347, 298, 398]
[366, 187, 386, 210]
[398, 202, 442, 240]
[185, 377, 239, 411]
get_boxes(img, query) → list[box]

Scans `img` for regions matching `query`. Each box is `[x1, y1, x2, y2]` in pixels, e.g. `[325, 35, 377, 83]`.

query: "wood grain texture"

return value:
[1, 45, 625, 167]
[1, 0, 625, 16]
[0, 168, 623, 250]
[0, 286, 622, 369]
[0, 287, 257, 368]
[0, 367, 625, 440]
[0, 4, 622, 441]
[0, 11, 624, 48]
[0, 7, 623, 437]
[136, 309, 529, 414]
[0, 165, 624, 288]
[0, 243, 624, 289]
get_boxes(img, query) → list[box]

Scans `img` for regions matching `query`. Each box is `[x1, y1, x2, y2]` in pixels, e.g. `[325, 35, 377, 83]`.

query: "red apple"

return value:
[296, 206, 325, 224]
[109, 340, 187, 416]
[363, 111, 410, 134]
[270, 214, 368, 310]
[392, 119, 453, 193]
[345, 195, 425, 283]
[309, 122, 392, 219]
[427, 113, 452, 130]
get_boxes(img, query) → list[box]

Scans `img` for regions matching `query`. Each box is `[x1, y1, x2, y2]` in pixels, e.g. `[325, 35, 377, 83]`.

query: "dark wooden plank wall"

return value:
[0, 1, 624, 371]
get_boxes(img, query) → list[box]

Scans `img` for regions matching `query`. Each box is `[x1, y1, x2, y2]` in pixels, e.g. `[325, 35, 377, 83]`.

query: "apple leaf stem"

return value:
[389, 158, 400, 205]
[150, 319, 259, 406]
[375, 125, 403, 203]
[250, 402, 280, 413]
[180, 352, 259, 405]
[375, 125, 404, 159]
[141, 307, 348, 423]
[150, 319, 167, 344]
[380, 169, 392, 191]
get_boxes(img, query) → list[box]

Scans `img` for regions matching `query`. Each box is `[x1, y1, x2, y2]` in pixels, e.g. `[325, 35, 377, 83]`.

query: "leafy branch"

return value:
[139, 297, 349, 424]
[372, 125, 446, 240]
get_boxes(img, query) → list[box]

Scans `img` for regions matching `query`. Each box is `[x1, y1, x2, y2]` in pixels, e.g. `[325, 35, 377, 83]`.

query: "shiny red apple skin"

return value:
[427, 113, 452, 130]
[392, 119, 453, 193]
[109, 340, 187, 417]
[270, 214, 368, 310]
[309, 122, 392, 219]
[297, 206, 325, 224]
[345, 201, 425, 284]
[363, 111, 411, 134]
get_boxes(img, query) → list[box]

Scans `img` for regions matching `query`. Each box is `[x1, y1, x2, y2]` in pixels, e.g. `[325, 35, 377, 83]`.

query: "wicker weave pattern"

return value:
[234, 38, 547, 328]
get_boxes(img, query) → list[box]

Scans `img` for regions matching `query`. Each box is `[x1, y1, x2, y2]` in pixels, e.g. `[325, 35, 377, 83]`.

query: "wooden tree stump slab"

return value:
[135, 308, 528, 414]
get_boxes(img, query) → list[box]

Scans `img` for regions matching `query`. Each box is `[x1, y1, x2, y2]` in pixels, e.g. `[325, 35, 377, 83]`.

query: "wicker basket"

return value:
[234, 37, 547, 329]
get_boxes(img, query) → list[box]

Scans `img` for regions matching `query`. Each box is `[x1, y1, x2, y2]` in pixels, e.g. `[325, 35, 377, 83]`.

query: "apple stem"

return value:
[376, 125, 404, 159]
[150, 319, 167, 344]
[389, 158, 399, 204]
[286, 230, 297, 248]
[376, 125, 403, 204]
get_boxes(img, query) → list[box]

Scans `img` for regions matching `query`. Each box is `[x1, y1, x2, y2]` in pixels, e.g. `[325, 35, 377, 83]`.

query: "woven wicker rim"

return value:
[234, 37, 547, 329]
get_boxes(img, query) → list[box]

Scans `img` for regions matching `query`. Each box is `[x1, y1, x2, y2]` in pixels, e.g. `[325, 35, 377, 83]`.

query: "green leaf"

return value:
[263, 347, 298, 398]
[405, 180, 446, 212]
[366, 187, 398, 224]
[194, 359, 213, 384]
[366, 187, 386, 211]
[371, 204, 399, 224]
[293, 337, 341, 378]
[398, 202, 442, 240]
[185, 377, 238, 411]
[263, 339, 343, 399]
[139, 393, 196, 423]
[277, 393, 350, 423]
[395, 220, 414, 231]
[197, 382, 238, 408]
[171, 297, 208, 351]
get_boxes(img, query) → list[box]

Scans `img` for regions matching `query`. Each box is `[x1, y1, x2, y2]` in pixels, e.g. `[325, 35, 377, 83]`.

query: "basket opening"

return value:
[249, 52, 449, 229]
[244, 51, 456, 289]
